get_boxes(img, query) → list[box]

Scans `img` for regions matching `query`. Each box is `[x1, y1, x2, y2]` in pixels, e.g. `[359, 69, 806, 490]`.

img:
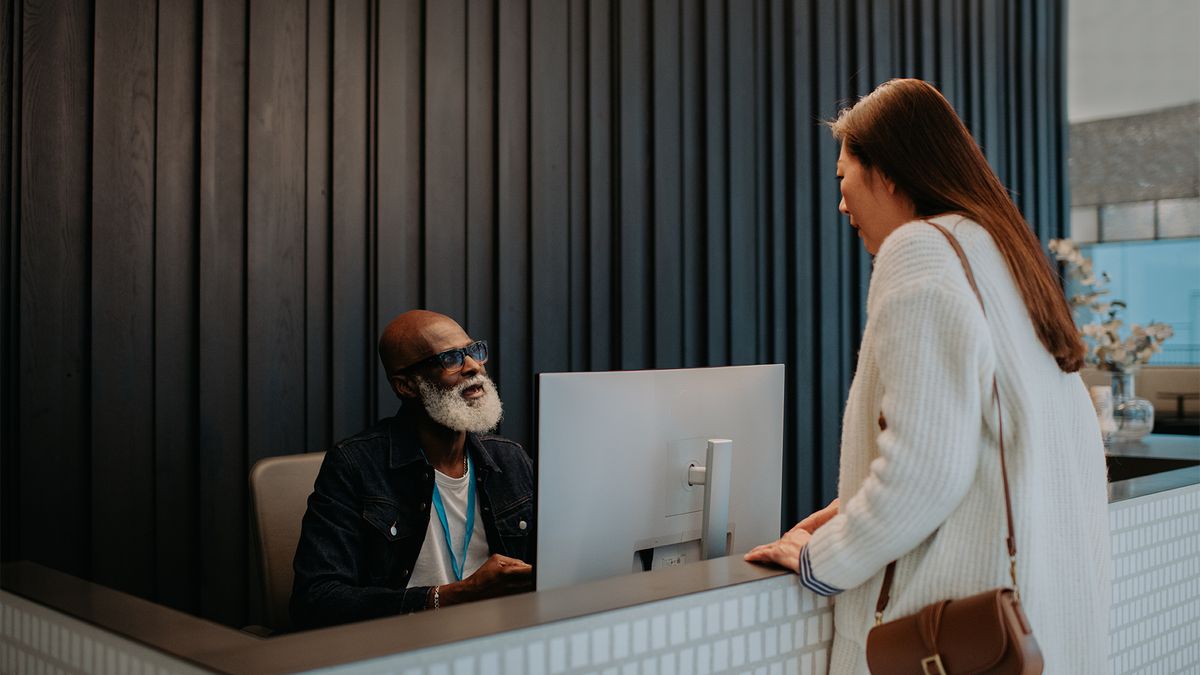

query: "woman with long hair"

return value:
[746, 79, 1110, 674]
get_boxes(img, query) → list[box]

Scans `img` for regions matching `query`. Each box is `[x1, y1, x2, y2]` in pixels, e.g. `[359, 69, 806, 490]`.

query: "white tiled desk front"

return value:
[3, 483, 1199, 674]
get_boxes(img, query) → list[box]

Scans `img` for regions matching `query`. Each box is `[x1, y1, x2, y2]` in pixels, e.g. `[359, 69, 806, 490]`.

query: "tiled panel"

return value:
[1071, 206, 1099, 243]
[1157, 197, 1200, 239]
[1100, 201, 1156, 241]
[4, 485, 1200, 674]
[326, 576, 833, 675]
[1108, 484, 1200, 674]
[0, 591, 207, 675]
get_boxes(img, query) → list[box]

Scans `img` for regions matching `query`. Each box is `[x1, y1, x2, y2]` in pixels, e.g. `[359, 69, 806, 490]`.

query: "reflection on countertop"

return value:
[1106, 434, 1200, 502]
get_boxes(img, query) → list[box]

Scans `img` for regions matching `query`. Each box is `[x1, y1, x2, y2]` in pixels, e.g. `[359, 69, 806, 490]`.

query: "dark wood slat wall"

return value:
[17, 0, 93, 583]
[2, 0, 1069, 627]
[197, 0, 248, 626]
[1, 0, 17, 569]
[91, 0, 157, 598]
[152, 0, 200, 613]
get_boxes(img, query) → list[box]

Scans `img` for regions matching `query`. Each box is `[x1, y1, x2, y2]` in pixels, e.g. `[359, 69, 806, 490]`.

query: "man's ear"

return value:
[391, 373, 419, 400]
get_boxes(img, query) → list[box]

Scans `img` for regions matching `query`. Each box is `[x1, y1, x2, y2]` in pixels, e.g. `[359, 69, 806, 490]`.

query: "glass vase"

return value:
[1110, 369, 1154, 442]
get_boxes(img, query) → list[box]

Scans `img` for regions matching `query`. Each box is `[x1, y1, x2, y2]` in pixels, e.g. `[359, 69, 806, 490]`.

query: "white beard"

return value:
[416, 373, 504, 434]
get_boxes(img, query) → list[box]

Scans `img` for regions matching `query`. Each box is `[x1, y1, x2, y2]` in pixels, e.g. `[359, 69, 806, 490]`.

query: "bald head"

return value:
[378, 310, 472, 376]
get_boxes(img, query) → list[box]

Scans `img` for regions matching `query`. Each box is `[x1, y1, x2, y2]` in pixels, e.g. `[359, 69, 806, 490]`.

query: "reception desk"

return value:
[3, 435, 1197, 674]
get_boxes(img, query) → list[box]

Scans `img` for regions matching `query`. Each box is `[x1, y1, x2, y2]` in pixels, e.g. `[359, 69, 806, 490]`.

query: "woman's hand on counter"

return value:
[796, 498, 839, 534]
[743, 523, 813, 573]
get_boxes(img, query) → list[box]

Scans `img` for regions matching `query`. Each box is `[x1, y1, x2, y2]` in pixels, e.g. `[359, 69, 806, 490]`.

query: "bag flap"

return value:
[866, 588, 1013, 675]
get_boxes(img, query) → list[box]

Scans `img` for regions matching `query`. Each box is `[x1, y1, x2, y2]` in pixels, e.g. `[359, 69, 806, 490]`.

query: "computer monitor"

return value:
[535, 364, 785, 591]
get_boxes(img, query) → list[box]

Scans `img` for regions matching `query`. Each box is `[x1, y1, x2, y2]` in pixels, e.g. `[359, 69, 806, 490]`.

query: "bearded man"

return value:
[291, 310, 534, 629]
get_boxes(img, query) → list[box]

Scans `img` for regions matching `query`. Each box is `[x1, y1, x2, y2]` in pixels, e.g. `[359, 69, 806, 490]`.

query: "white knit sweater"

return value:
[807, 216, 1112, 675]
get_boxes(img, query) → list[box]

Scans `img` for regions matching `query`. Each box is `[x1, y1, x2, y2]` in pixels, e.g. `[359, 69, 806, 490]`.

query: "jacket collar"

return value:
[386, 410, 502, 474]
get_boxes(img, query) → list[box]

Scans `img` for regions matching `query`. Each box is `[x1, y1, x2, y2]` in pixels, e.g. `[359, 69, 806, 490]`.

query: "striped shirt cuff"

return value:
[798, 544, 843, 597]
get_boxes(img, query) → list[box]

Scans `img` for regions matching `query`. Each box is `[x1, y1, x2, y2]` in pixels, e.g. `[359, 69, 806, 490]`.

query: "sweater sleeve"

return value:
[804, 280, 993, 592]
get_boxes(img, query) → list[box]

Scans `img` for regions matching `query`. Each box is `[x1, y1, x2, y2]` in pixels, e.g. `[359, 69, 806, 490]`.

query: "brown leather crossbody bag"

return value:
[864, 222, 1043, 675]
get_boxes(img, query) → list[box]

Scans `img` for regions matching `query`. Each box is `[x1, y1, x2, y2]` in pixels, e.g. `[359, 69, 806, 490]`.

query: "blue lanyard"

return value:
[425, 451, 476, 581]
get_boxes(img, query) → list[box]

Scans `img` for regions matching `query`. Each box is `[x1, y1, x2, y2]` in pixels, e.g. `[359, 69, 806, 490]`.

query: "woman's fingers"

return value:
[743, 543, 774, 561]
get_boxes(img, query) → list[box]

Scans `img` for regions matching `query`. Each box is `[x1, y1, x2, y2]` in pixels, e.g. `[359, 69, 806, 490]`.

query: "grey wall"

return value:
[1067, 0, 1200, 122]
[1, 0, 1069, 628]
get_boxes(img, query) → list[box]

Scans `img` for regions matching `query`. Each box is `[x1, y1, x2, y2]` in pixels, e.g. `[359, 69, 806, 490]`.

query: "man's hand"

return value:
[743, 522, 813, 573]
[796, 498, 839, 534]
[437, 554, 533, 606]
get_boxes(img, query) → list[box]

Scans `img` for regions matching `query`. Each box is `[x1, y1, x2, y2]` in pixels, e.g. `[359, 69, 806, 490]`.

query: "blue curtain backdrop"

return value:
[1, 0, 1069, 627]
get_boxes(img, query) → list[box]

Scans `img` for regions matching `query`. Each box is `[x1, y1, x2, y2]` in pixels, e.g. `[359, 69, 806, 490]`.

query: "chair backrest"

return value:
[248, 451, 325, 632]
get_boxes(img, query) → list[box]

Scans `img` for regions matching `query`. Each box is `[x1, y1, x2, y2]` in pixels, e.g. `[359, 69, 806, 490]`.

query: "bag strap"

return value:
[873, 221, 1020, 625]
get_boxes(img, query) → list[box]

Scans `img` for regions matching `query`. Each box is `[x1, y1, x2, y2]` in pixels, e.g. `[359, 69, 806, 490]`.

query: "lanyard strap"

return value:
[426, 452, 476, 581]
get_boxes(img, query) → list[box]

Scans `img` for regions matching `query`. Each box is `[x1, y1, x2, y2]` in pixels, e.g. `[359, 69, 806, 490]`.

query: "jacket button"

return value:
[402, 568, 409, 577]
[420, 502, 428, 510]
[519, 520, 527, 530]
[483, 505, 490, 512]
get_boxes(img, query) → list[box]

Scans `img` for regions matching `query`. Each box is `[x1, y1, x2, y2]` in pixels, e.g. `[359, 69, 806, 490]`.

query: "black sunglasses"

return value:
[401, 340, 489, 374]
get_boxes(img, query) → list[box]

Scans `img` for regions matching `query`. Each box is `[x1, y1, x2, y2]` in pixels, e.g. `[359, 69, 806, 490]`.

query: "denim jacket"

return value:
[290, 412, 534, 630]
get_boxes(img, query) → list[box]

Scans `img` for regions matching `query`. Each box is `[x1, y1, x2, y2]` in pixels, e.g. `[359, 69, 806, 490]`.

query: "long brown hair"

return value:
[829, 78, 1084, 373]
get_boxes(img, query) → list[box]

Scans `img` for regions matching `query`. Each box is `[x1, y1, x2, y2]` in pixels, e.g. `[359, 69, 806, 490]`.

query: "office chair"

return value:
[248, 451, 325, 634]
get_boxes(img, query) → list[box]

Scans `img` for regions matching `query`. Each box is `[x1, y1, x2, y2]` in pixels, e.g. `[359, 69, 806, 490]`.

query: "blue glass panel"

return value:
[1076, 238, 1200, 366]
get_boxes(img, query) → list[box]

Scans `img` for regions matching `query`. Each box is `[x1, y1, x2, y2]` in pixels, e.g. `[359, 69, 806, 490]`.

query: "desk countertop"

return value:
[5, 435, 1199, 673]
[1107, 433, 1200, 502]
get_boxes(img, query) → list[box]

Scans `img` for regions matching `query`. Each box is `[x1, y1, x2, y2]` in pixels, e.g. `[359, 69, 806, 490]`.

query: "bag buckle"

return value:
[921, 655, 947, 675]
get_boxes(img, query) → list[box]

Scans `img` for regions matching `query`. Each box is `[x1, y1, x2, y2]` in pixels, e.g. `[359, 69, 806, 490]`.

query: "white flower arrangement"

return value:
[1048, 238, 1174, 372]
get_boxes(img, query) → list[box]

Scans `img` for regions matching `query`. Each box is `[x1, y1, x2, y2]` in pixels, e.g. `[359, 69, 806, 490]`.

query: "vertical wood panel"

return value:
[497, 0, 530, 445]
[18, 0, 93, 579]
[617, 0, 651, 370]
[306, 0, 333, 450]
[424, 0, 467, 318]
[938, 0, 961, 113]
[366, 0, 379, 422]
[568, 0, 588, 371]
[919, 0, 936, 80]
[376, 0, 421, 410]
[531, 0, 570, 380]
[680, 0, 704, 368]
[901, 0, 916, 72]
[247, 0, 307, 465]
[814, 0, 843, 505]
[0, 0, 17, 563]
[331, 0, 369, 441]
[851, 0, 869, 95]
[90, 0, 157, 597]
[989, 0, 1008, 178]
[703, 0, 728, 364]
[965, 0, 983, 138]
[651, 0, 682, 370]
[754, 0, 770, 360]
[1016, 0, 1035, 225]
[152, 0, 200, 613]
[1033, 0, 1051, 237]
[466, 0, 497, 351]
[833, 1, 856, 498]
[870, 0, 894, 89]
[727, 0, 756, 365]
[198, 0, 248, 625]
[767, 0, 787, 366]
[587, 0, 614, 372]
[788, 0, 818, 527]
[1051, 0, 1068, 236]
[1002, 0, 1018, 193]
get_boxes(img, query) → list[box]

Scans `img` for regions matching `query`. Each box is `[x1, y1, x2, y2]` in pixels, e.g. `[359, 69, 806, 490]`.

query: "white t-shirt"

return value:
[407, 465, 489, 588]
